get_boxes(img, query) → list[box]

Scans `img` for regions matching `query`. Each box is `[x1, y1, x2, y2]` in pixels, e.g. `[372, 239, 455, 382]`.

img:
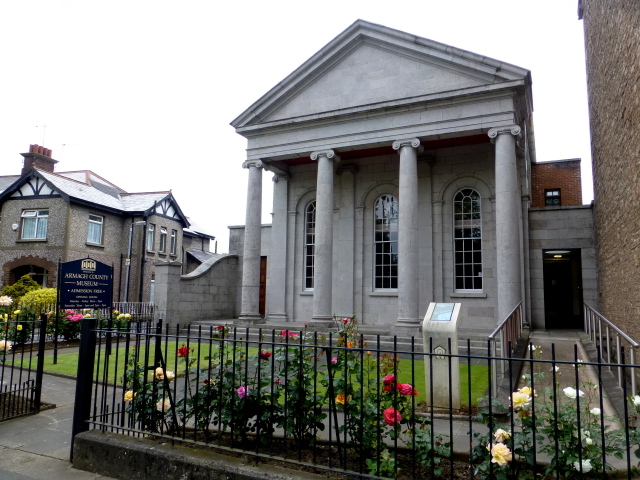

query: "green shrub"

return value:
[1, 274, 41, 303]
[20, 287, 56, 306]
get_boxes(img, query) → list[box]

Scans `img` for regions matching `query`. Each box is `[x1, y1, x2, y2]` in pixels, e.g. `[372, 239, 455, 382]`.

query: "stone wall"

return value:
[531, 159, 583, 207]
[154, 255, 239, 327]
[528, 205, 597, 329]
[581, 0, 640, 336]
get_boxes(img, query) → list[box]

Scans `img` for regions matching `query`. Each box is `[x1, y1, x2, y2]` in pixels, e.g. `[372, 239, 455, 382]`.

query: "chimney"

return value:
[21, 144, 58, 175]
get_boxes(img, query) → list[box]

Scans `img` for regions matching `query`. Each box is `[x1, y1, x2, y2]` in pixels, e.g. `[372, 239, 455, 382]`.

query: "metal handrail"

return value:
[583, 303, 639, 395]
[488, 301, 524, 396]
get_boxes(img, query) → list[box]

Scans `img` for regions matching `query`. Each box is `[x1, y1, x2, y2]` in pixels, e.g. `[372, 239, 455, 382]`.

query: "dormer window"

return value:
[21, 210, 48, 240]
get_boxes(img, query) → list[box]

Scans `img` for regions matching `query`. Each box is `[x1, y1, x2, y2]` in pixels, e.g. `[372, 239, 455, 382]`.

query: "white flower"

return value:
[563, 387, 585, 399]
[0, 295, 13, 306]
[633, 395, 640, 406]
[0, 339, 12, 351]
[156, 397, 171, 412]
[590, 407, 601, 416]
[574, 459, 593, 473]
[585, 437, 593, 446]
[551, 366, 560, 373]
[529, 344, 539, 351]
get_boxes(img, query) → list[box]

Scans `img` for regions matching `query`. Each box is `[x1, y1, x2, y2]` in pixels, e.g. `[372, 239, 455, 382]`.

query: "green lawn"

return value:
[36, 342, 489, 407]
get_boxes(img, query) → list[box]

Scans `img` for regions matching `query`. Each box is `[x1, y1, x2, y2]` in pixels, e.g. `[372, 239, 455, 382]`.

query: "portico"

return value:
[232, 20, 532, 334]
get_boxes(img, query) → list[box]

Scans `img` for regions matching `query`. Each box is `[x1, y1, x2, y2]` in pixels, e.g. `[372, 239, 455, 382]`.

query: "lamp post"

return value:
[124, 220, 146, 304]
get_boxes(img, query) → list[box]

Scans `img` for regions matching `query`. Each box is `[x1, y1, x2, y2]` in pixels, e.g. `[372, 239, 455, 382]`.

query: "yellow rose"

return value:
[165, 371, 175, 381]
[156, 397, 172, 412]
[511, 391, 531, 410]
[113, 310, 119, 315]
[489, 443, 512, 466]
[519, 386, 535, 396]
[494, 429, 511, 442]
[124, 390, 135, 402]
[155, 367, 165, 379]
[17, 324, 23, 331]
[335, 393, 351, 405]
[84, 314, 91, 318]
[13, 310, 20, 315]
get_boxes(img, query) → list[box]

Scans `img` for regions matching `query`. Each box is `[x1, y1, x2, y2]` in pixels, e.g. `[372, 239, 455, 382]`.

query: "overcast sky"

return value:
[0, 0, 590, 252]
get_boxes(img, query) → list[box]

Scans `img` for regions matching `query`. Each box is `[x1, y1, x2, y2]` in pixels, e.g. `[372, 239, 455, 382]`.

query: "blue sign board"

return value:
[59, 258, 112, 309]
[432, 303, 455, 321]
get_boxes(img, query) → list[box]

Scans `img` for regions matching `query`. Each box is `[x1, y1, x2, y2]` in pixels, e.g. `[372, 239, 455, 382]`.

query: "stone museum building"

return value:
[218, 20, 596, 335]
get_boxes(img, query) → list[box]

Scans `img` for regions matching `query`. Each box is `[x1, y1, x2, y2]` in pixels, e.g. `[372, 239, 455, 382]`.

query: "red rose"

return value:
[383, 407, 402, 426]
[177, 345, 190, 358]
[397, 383, 414, 396]
[259, 350, 271, 360]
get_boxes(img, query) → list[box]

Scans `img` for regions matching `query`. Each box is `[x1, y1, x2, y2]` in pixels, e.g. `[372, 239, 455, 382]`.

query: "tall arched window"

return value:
[304, 201, 316, 289]
[374, 194, 398, 289]
[454, 188, 482, 290]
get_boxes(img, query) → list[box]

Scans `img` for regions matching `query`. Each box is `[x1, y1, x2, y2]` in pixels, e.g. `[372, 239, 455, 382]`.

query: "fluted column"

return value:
[393, 138, 423, 329]
[238, 160, 264, 324]
[310, 149, 340, 325]
[489, 126, 522, 322]
[267, 173, 290, 323]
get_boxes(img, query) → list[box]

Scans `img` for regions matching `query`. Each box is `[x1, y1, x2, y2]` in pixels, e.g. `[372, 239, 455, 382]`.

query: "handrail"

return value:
[488, 302, 523, 340]
[584, 303, 639, 395]
[488, 301, 524, 396]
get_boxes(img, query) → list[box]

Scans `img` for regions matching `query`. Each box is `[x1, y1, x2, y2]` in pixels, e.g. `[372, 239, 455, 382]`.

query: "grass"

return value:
[34, 340, 490, 407]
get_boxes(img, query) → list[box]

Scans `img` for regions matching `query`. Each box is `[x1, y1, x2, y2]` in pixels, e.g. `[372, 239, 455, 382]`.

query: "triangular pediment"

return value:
[232, 20, 531, 129]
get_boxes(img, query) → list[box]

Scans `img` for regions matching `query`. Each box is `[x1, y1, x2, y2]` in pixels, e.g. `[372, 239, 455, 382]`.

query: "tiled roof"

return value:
[37, 170, 170, 213]
[0, 175, 20, 194]
[184, 218, 215, 239]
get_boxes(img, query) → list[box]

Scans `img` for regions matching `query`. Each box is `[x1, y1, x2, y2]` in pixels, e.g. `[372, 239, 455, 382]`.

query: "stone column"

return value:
[335, 165, 358, 317]
[489, 126, 522, 322]
[238, 160, 264, 324]
[267, 173, 290, 323]
[393, 138, 423, 330]
[310, 149, 340, 325]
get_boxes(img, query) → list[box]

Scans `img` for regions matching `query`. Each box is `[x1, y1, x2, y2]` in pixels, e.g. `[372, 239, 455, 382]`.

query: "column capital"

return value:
[336, 164, 359, 176]
[272, 173, 292, 183]
[488, 125, 521, 140]
[310, 149, 341, 162]
[392, 138, 422, 151]
[242, 160, 264, 169]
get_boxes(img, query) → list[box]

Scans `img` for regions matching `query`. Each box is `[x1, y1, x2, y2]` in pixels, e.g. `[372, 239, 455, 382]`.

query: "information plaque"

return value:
[59, 258, 113, 309]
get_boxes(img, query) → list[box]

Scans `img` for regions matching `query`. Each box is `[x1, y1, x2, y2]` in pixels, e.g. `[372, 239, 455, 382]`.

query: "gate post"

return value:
[70, 317, 98, 462]
[33, 313, 48, 410]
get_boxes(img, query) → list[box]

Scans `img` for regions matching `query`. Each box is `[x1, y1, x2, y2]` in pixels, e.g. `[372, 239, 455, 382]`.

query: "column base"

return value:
[310, 315, 334, 326]
[236, 314, 265, 327]
[265, 313, 288, 324]
[394, 317, 421, 336]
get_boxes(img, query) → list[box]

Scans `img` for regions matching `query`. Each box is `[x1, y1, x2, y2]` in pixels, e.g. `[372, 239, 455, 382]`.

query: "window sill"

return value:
[17, 238, 47, 243]
[146, 250, 156, 254]
[369, 290, 398, 297]
[86, 242, 104, 248]
[158, 252, 167, 257]
[299, 290, 313, 296]
[450, 292, 487, 298]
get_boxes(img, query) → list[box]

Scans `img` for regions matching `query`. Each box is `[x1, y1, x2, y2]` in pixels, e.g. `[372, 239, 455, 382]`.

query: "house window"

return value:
[374, 195, 398, 289]
[170, 230, 177, 255]
[147, 224, 155, 251]
[159, 227, 167, 253]
[304, 201, 316, 290]
[454, 189, 482, 290]
[21, 210, 48, 240]
[545, 189, 561, 206]
[87, 215, 103, 244]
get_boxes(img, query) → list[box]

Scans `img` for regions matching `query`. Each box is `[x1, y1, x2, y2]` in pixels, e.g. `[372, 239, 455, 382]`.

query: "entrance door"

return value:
[543, 249, 583, 329]
[259, 256, 267, 317]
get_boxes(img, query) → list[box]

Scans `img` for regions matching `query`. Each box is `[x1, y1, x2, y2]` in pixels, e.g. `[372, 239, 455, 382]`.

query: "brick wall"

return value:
[531, 159, 583, 207]
[581, 0, 640, 336]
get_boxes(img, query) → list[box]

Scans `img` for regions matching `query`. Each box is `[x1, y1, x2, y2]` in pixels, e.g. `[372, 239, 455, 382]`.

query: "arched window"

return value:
[454, 188, 482, 290]
[304, 201, 316, 289]
[374, 195, 398, 289]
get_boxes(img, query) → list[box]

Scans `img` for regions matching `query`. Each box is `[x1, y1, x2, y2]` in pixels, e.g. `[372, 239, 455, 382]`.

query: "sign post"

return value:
[59, 258, 113, 310]
[423, 302, 462, 409]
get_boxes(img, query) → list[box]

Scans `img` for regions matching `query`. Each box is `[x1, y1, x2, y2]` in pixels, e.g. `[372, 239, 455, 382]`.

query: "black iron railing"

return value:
[72, 319, 640, 479]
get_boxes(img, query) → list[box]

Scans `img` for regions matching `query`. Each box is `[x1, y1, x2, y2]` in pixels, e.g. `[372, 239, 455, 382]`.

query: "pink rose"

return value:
[383, 407, 402, 426]
[331, 357, 338, 364]
[237, 386, 249, 399]
[397, 383, 414, 396]
[383, 374, 395, 385]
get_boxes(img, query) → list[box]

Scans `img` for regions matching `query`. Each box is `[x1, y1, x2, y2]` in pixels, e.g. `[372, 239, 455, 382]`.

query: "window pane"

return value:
[35, 217, 47, 239]
[87, 221, 102, 243]
[22, 218, 36, 238]
[304, 202, 316, 289]
[374, 195, 398, 290]
[453, 189, 482, 291]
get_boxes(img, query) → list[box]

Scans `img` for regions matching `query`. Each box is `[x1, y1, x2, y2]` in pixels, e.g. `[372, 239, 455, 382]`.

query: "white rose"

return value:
[563, 387, 584, 399]
[633, 395, 640, 406]
[574, 459, 593, 473]
[590, 407, 601, 416]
